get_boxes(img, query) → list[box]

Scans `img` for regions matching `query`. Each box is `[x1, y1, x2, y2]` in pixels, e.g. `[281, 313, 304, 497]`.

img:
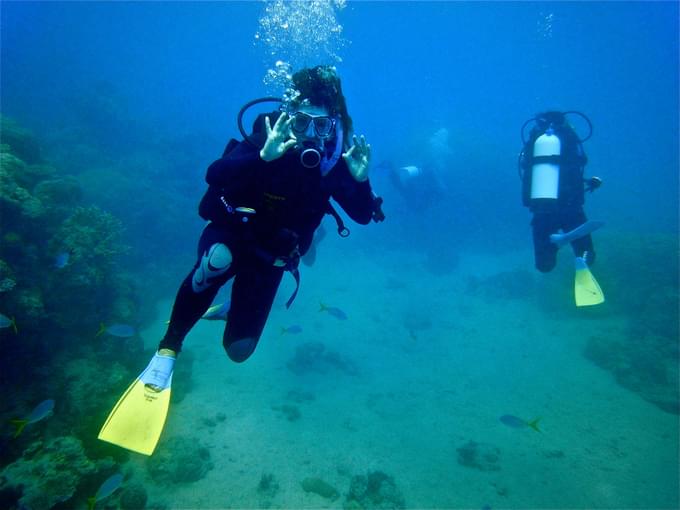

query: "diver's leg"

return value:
[159, 226, 234, 353]
[531, 213, 559, 273]
[222, 262, 284, 362]
[566, 209, 596, 265]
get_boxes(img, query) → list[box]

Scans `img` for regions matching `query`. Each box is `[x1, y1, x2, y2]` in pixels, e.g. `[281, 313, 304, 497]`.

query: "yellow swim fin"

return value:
[98, 353, 174, 456]
[574, 254, 604, 307]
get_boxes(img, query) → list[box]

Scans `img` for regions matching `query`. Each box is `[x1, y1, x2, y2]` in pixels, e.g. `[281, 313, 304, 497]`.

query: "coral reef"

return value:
[0, 117, 149, 501]
[0, 117, 138, 343]
[0, 436, 114, 510]
[344, 471, 405, 509]
[53, 355, 139, 443]
[0, 115, 42, 164]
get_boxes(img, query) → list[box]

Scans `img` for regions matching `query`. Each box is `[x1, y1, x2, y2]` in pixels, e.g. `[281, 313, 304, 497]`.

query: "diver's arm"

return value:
[332, 160, 377, 225]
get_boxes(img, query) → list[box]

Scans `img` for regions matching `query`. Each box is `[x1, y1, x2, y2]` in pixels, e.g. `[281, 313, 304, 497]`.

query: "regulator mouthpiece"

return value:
[300, 147, 321, 168]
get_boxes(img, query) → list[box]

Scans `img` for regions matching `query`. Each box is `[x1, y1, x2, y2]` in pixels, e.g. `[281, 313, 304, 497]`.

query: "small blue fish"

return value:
[96, 323, 136, 338]
[10, 399, 55, 437]
[202, 301, 230, 321]
[54, 249, 73, 269]
[88, 472, 124, 510]
[280, 325, 303, 335]
[319, 302, 348, 320]
[0, 313, 18, 334]
[500, 414, 541, 432]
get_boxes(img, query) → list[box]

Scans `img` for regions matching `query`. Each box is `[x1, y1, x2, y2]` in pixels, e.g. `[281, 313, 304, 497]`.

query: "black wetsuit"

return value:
[159, 136, 376, 361]
[521, 121, 595, 273]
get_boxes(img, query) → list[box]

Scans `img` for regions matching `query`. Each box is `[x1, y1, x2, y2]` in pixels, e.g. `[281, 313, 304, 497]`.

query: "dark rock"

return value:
[467, 269, 535, 301]
[272, 404, 301, 422]
[345, 471, 405, 509]
[286, 342, 358, 376]
[300, 477, 339, 500]
[120, 481, 148, 510]
[286, 390, 316, 403]
[456, 440, 501, 471]
[147, 436, 213, 483]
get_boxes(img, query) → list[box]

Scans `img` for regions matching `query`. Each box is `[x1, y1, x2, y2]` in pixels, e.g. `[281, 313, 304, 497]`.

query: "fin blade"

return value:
[98, 376, 171, 456]
[574, 262, 605, 307]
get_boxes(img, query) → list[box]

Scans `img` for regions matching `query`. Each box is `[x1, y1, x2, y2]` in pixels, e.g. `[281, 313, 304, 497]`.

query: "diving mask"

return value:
[291, 112, 336, 138]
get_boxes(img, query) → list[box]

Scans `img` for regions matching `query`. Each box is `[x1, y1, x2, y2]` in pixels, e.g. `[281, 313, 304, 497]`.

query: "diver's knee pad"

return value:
[192, 243, 232, 293]
[224, 336, 257, 363]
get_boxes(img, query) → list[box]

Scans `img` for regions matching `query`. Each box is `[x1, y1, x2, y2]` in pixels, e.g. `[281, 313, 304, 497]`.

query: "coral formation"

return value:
[0, 436, 114, 510]
[0, 116, 148, 498]
[0, 115, 42, 164]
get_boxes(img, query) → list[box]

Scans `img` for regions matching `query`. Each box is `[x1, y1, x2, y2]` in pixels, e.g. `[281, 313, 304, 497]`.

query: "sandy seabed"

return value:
[128, 242, 679, 510]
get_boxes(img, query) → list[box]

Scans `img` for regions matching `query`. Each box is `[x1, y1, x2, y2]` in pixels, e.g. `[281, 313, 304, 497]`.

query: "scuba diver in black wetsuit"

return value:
[381, 161, 449, 212]
[519, 111, 603, 273]
[149, 65, 384, 376]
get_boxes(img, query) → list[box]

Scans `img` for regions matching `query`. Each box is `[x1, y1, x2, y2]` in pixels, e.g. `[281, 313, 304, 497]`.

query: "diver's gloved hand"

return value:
[260, 112, 298, 162]
[343, 134, 371, 182]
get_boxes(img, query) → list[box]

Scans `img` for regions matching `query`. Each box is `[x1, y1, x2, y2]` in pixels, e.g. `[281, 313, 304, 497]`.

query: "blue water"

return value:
[1, 2, 678, 509]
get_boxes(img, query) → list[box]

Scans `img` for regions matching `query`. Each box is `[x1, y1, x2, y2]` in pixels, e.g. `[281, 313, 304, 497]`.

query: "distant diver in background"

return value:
[98, 65, 385, 455]
[378, 160, 449, 211]
[518, 110, 605, 306]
